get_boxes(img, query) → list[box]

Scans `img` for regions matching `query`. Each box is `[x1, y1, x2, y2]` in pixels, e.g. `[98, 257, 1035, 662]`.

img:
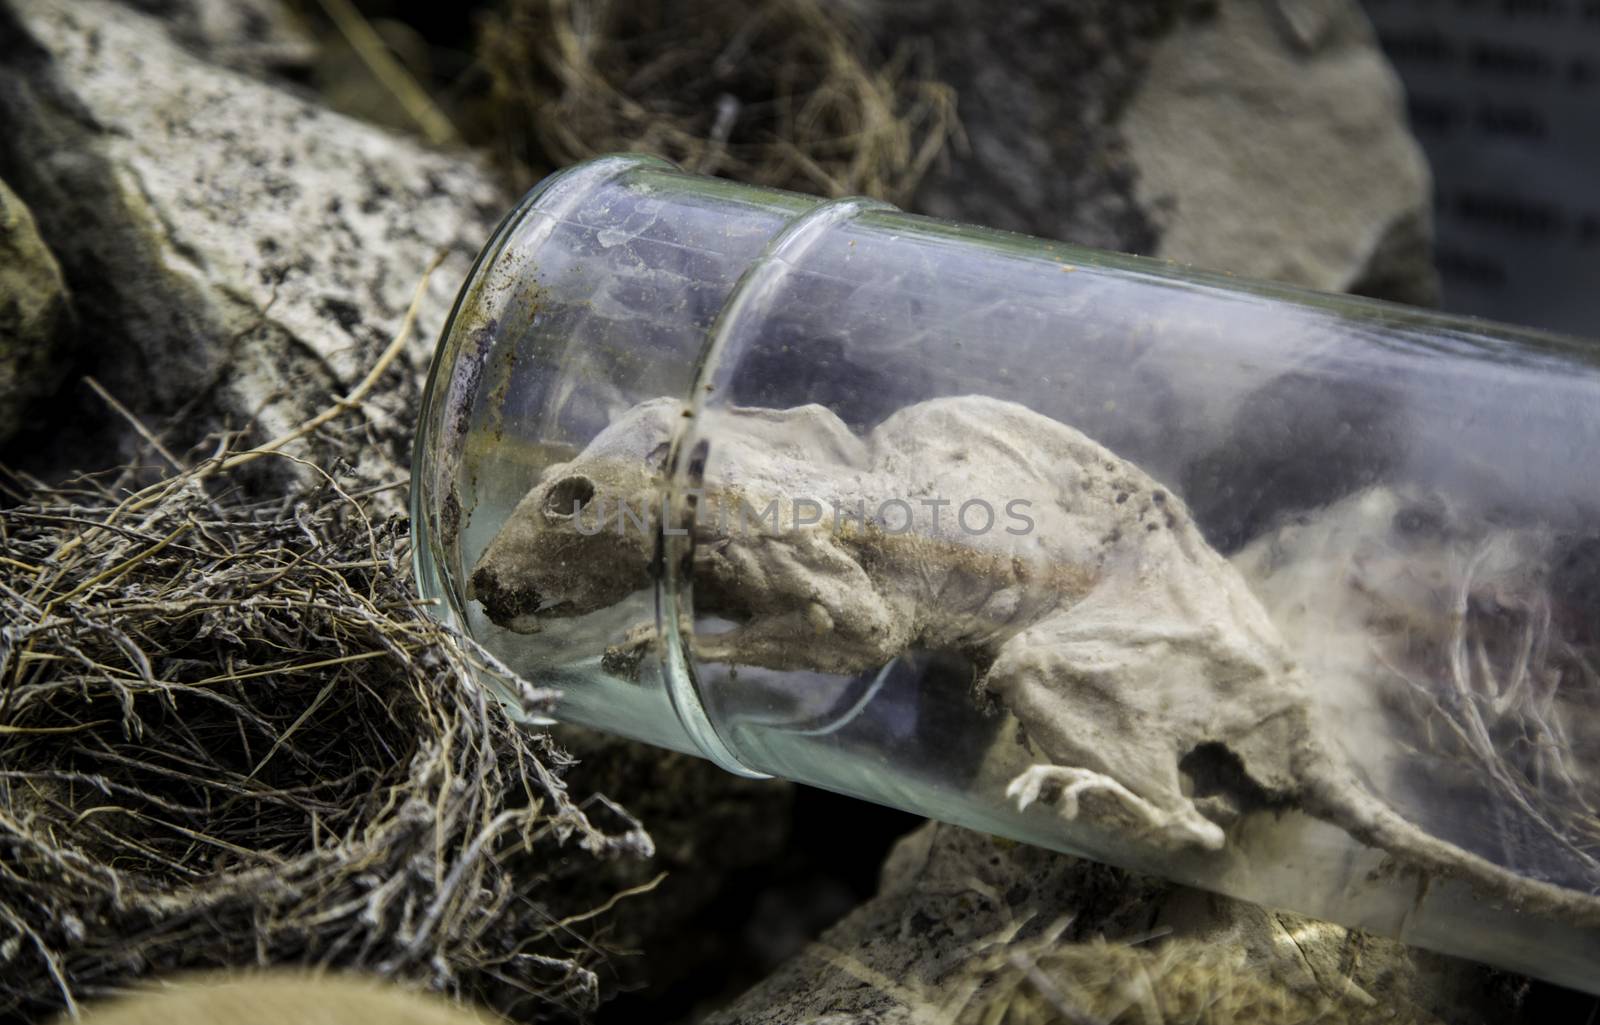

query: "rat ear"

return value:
[543, 475, 596, 518]
[648, 441, 672, 472]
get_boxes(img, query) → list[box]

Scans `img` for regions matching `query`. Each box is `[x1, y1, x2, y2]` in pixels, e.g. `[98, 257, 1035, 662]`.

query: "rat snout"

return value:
[470, 562, 543, 632]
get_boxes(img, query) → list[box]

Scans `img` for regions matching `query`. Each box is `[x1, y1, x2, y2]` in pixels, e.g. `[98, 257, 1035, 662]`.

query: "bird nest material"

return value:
[815, 913, 1441, 1025]
[477, 0, 959, 202]
[0, 446, 654, 1022]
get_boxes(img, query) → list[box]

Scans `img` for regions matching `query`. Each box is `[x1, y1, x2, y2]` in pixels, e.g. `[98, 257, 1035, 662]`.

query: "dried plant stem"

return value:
[479, 0, 958, 203]
[314, 0, 461, 146]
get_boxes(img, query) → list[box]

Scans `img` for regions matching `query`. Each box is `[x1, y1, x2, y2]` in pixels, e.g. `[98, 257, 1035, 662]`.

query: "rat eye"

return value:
[543, 475, 596, 518]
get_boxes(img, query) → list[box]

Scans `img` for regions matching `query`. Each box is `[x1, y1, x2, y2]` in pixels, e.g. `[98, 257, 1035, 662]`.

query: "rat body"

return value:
[469, 396, 1600, 922]
[475, 396, 1306, 851]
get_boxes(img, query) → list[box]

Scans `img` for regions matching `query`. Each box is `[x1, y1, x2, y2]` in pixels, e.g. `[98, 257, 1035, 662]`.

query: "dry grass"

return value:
[0, 433, 654, 1020]
[954, 938, 1357, 1025]
[477, 0, 959, 203]
[819, 916, 1430, 1025]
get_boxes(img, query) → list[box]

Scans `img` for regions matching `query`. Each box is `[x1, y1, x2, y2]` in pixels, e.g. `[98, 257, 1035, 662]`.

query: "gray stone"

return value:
[1121, 0, 1438, 303]
[876, 0, 1436, 304]
[0, 177, 73, 445]
[879, 0, 1186, 256]
[115, 0, 316, 72]
[0, 0, 503, 495]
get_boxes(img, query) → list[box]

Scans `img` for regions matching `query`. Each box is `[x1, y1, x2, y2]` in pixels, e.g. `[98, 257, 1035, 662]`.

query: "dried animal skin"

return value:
[474, 396, 1600, 924]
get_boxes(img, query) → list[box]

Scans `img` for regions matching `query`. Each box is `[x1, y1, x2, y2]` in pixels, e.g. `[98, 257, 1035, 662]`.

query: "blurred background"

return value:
[1366, 0, 1600, 333]
[287, 0, 1600, 336]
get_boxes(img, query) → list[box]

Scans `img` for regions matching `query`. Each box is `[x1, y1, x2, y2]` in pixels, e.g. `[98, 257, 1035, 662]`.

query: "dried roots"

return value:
[478, 0, 959, 202]
[820, 914, 1429, 1025]
[0, 452, 653, 1021]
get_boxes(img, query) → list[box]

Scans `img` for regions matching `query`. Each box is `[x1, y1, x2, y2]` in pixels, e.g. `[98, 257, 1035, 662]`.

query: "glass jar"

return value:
[412, 153, 1600, 990]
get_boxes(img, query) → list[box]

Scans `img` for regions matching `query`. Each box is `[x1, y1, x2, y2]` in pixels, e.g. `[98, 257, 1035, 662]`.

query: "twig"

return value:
[84, 377, 185, 473]
[221, 250, 445, 471]
[314, 0, 460, 146]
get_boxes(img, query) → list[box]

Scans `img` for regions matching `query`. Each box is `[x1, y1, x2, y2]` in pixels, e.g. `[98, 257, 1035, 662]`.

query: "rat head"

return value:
[470, 398, 682, 632]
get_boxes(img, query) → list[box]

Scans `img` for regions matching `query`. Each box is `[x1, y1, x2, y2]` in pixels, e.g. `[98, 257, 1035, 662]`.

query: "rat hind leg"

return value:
[1005, 763, 1220, 848]
[983, 586, 1297, 852]
[987, 620, 1223, 850]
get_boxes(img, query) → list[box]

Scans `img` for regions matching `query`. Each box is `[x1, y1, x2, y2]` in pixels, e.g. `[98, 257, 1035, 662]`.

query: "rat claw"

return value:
[1005, 766, 1047, 811]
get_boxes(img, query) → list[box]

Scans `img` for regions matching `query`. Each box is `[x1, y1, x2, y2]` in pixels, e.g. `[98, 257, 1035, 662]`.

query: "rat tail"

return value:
[1296, 752, 1600, 928]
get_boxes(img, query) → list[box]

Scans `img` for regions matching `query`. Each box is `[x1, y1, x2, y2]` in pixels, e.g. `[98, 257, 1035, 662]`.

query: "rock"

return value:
[0, 0, 503, 495]
[879, 0, 1186, 255]
[1123, 0, 1439, 547]
[1120, 0, 1438, 303]
[706, 823, 1525, 1025]
[851, 0, 1438, 557]
[875, 0, 1436, 303]
[115, 0, 315, 73]
[0, 177, 72, 445]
